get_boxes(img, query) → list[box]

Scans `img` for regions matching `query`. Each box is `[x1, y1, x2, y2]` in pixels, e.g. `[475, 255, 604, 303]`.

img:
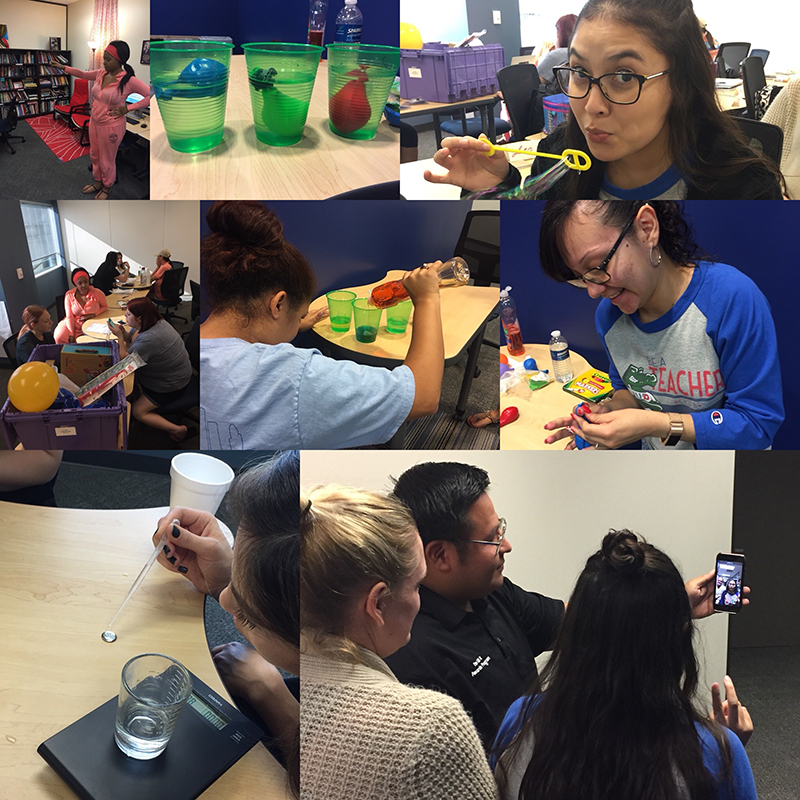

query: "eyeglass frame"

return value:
[566, 214, 637, 289]
[553, 66, 672, 105]
[468, 518, 507, 554]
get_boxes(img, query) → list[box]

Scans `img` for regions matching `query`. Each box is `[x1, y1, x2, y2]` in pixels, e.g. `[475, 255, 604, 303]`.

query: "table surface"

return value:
[80, 312, 126, 341]
[107, 288, 150, 310]
[399, 93, 500, 117]
[0, 502, 287, 800]
[308, 270, 499, 363]
[126, 111, 151, 142]
[150, 57, 399, 201]
[500, 343, 592, 450]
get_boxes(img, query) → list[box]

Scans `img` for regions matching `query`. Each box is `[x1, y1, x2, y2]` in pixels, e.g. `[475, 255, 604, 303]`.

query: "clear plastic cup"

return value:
[326, 290, 357, 332]
[352, 298, 382, 343]
[326, 43, 401, 140]
[150, 40, 234, 153]
[114, 653, 192, 760]
[386, 299, 413, 334]
[170, 453, 235, 514]
[243, 42, 323, 146]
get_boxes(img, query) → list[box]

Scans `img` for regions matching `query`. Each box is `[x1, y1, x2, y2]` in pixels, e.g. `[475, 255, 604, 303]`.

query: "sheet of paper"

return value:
[85, 323, 110, 334]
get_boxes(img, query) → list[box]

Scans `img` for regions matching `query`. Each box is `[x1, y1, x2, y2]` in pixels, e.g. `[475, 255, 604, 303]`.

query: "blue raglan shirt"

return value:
[595, 262, 784, 450]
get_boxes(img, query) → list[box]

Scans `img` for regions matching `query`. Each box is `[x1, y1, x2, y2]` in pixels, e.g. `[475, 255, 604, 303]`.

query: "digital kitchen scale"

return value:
[38, 670, 266, 800]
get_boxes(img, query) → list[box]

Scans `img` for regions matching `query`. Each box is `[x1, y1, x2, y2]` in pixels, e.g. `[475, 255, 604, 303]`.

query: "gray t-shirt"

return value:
[128, 319, 192, 393]
[537, 48, 568, 82]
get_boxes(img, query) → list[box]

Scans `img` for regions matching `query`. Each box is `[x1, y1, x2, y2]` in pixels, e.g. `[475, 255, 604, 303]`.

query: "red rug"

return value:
[26, 116, 90, 163]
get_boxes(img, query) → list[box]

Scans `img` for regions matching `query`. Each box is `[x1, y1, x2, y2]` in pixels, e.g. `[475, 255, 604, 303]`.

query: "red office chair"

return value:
[53, 78, 90, 144]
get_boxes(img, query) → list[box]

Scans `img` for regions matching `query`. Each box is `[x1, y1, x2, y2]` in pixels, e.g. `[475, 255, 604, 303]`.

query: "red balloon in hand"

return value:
[500, 406, 519, 427]
[330, 67, 371, 133]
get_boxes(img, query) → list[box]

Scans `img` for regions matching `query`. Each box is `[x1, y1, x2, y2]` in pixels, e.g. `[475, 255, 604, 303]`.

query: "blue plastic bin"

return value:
[0, 342, 128, 450]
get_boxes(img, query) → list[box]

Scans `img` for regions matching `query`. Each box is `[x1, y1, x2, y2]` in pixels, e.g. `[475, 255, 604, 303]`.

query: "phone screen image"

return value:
[714, 554, 745, 613]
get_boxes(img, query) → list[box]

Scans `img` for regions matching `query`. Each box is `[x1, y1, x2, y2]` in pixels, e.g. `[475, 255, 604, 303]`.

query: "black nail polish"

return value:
[172, 525, 180, 538]
[163, 545, 170, 555]
[178, 566, 188, 574]
[167, 556, 177, 565]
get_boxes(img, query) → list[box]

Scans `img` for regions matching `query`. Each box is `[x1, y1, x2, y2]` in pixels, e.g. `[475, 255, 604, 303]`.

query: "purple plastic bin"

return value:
[0, 342, 128, 450]
[543, 93, 570, 132]
[400, 43, 505, 103]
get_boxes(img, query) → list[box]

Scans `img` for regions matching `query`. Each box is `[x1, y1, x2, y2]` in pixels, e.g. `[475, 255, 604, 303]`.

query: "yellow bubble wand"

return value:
[484, 142, 592, 171]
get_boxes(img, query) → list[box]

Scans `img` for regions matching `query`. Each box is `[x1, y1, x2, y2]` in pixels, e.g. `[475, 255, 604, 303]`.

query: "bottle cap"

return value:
[551, 330, 561, 337]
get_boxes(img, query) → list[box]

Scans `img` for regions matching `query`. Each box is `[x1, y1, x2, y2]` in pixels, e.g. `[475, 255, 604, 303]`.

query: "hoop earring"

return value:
[649, 244, 662, 267]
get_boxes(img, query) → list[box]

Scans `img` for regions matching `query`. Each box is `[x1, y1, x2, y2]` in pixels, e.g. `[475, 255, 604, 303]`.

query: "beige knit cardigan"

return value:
[763, 77, 800, 198]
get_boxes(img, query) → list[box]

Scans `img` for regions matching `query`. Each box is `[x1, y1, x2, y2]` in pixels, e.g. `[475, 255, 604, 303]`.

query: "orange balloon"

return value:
[7, 362, 60, 412]
[500, 353, 508, 364]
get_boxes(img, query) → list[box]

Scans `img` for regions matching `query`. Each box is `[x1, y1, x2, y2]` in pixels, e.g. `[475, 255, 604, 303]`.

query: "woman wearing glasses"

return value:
[426, 0, 782, 199]
[301, 486, 499, 800]
[539, 201, 783, 450]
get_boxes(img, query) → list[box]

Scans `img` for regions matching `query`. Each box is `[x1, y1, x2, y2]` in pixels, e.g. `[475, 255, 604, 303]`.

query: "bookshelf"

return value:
[0, 49, 72, 120]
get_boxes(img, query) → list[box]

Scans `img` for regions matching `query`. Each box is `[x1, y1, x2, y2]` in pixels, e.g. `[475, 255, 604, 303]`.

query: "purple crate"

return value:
[400, 43, 505, 103]
[0, 342, 128, 450]
[543, 93, 570, 132]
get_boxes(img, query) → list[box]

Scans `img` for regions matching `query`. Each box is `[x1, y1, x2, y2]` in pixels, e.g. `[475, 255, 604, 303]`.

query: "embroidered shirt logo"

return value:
[711, 410, 723, 425]
[470, 655, 491, 677]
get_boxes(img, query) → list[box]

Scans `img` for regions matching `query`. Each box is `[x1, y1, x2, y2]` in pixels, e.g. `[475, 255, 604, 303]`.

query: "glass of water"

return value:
[115, 653, 193, 760]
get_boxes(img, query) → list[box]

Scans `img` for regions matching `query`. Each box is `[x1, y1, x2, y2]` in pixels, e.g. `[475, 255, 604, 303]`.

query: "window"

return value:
[21, 202, 64, 277]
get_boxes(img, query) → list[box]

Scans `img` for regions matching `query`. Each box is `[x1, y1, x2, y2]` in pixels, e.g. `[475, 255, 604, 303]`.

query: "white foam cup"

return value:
[169, 453, 234, 514]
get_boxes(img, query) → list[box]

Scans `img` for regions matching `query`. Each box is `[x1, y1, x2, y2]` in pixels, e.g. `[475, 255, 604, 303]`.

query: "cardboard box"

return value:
[60, 343, 114, 388]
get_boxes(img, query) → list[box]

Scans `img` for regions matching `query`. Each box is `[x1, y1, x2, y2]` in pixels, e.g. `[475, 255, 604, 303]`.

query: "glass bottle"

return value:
[369, 257, 470, 309]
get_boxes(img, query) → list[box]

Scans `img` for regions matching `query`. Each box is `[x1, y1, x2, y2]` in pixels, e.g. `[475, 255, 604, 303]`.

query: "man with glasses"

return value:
[385, 461, 565, 751]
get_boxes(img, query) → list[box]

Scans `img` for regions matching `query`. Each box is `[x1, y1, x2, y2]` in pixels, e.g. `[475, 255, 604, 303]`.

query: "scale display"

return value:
[187, 690, 230, 731]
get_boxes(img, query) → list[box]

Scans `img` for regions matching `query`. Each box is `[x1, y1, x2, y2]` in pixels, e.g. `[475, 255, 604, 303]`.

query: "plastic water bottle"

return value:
[499, 286, 525, 356]
[334, 0, 363, 43]
[549, 330, 573, 382]
[307, 0, 328, 47]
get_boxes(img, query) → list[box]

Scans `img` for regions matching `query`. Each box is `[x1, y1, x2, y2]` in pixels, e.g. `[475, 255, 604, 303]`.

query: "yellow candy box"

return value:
[562, 368, 614, 402]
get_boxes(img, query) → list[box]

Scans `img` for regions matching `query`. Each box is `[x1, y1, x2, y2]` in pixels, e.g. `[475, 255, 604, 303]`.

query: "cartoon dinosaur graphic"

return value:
[622, 364, 662, 410]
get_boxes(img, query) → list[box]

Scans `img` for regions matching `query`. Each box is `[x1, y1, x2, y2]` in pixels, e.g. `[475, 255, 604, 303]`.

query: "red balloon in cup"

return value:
[500, 406, 519, 427]
[330, 68, 371, 133]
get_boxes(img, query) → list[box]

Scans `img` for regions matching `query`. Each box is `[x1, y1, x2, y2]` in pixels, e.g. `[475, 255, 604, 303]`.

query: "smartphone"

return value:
[713, 552, 746, 613]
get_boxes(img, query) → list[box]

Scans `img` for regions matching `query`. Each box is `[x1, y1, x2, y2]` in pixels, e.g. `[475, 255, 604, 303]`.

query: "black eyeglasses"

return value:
[554, 66, 671, 105]
[468, 518, 507, 555]
[566, 215, 637, 289]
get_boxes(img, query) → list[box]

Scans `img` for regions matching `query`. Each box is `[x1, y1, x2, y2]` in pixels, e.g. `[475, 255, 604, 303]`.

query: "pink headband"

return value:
[72, 269, 90, 285]
[105, 44, 123, 63]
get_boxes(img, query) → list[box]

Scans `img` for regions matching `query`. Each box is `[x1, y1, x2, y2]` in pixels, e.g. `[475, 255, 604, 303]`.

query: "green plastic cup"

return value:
[352, 298, 382, 343]
[150, 40, 234, 153]
[326, 290, 356, 332]
[386, 299, 413, 334]
[243, 43, 323, 146]
[326, 43, 401, 140]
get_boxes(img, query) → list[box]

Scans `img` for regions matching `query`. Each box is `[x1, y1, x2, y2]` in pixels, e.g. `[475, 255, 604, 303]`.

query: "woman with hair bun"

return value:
[200, 201, 445, 450]
[16, 305, 55, 365]
[54, 268, 108, 343]
[59, 41, 151, 200]
[494, 529, 757, 800]
[300, 485, 498, 800]
[538, 200, 783, 450]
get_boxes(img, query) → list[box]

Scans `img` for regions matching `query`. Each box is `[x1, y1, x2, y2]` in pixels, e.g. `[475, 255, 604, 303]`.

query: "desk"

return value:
[307, 271, 498, 441]
[108, 288, 150, 310]
[400, 93, 501, 150]
[126, 111, 151, 142]
[400, 136, 541, 200]
[500, 343, 592, 450]
[0, 502, 287, 799]
[81, 312, 126, 341]
[150, 57, 399, 201]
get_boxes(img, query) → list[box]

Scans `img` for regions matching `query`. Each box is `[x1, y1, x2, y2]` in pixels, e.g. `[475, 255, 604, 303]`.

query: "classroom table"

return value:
[400, 93, 502, 150]
[107, 288, 150, 310]
[400, 136, 542, 200]
[0, 502, 288, 800]
[149, 57, 399, 201]
[126, 111, 151, 142]
[80, 312, 127, 341]
[307, 270, 499, 446]
[500, 343, 593, 450]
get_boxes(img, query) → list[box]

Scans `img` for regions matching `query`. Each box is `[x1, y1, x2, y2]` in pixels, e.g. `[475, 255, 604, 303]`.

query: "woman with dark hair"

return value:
[538, 201, 783, 450]
[109, 296, 193, 441]
[54, 268, 108, 343]
[200, 200, 445, 450]
[152, 452, 301, 797]
[425, 0, 782, 199]
[59, 41, 151, 200]
[93, 251, 130, 295]
[494, 530, 757, 800]
[16, 305, 55, 364]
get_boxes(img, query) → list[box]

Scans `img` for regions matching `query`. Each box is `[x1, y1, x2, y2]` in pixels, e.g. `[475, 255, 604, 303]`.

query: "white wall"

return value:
[401, 0, 469, 44]
[67, 0, 149, 83]
[301, 450, 735, 706]
[56, 200, 200, 287]
[0, 0, 66, 51]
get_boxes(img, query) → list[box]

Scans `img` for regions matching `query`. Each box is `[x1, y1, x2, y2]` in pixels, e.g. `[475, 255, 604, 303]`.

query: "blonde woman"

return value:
[301, 486, 498, 800]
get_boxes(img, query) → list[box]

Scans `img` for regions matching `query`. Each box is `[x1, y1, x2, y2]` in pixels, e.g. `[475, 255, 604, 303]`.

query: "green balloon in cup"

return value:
[249, 68, 310, 138]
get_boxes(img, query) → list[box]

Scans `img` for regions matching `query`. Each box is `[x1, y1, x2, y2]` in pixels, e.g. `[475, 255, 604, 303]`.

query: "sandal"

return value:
[82, 181, 102, 194]
[94, 185, 112, 200]
[467, 409, 501, 428]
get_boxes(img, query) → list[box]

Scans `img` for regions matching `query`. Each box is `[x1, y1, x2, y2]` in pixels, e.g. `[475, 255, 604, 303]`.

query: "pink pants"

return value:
[90, 117, 127, 188]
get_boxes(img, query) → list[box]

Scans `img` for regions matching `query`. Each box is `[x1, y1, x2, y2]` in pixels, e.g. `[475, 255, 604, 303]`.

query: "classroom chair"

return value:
[741, 56, 767, 119]
[0, 104, 26, 155]
[53, 78, 90, 144]
[715, 43, 750, 78]
[750, 49, 770, 67]
[496, 63, 545, 141]
[733, 116, 784, 164]
[152, 264, 189, 324]
[2, 332, 19, 367]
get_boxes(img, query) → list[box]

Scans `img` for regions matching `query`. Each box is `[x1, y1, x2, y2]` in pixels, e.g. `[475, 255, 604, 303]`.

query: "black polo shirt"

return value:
[384, 578, 564, 751]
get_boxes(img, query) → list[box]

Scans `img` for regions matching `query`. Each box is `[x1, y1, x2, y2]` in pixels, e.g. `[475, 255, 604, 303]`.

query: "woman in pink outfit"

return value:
[54, 269, 109, 343]
[61, 41, 150, 200]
